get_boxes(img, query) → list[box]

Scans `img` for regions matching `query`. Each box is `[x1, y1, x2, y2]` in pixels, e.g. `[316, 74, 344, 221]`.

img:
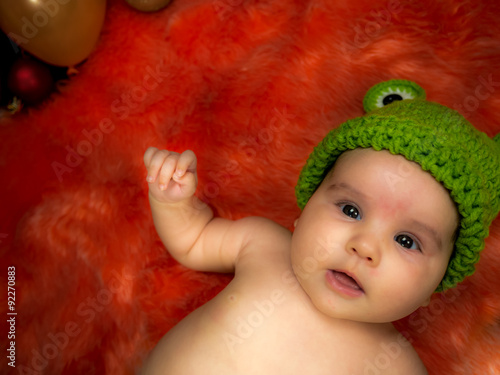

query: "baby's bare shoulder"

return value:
[387, 346, 428, 375]
[364, 333, 428, 375]
[233, 216, 292, 271]
[237, 216, 291, 248]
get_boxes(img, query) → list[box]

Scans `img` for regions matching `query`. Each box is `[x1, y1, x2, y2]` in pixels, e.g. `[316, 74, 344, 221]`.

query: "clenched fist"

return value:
[143, 147, 198, 204]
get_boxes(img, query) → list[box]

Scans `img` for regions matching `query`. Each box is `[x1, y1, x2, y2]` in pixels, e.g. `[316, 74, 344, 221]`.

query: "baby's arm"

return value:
[144, 148, 262, 273]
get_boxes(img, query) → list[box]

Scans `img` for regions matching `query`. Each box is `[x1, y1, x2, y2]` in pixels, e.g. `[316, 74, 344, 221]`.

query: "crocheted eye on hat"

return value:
[295, 79, 500, 292]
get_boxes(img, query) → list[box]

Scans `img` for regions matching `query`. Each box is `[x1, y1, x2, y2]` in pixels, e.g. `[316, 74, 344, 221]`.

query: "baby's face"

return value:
[291, 148, 459, 323]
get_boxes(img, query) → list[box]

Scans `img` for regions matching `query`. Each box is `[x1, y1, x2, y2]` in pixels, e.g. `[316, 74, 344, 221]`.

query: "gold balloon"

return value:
[125, 0, 171, 12]
[0, 0, 106, 67]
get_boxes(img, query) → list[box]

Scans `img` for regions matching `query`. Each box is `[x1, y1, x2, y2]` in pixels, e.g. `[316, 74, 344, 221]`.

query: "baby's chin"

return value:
[313, 303, 412, 324]
[303, 288, 426, 324]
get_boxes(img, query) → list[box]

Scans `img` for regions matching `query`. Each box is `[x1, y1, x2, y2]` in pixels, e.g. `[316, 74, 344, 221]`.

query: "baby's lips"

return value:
[334, 269, 365, 291]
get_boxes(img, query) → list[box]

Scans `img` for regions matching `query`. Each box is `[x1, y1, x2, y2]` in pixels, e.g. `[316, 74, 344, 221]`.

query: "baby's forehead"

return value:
[321, 147, 459, 219]
[324, 148, 420, 179]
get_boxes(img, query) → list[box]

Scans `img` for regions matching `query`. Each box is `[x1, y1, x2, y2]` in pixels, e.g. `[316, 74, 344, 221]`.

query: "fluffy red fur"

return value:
[1, 0, 499, 373]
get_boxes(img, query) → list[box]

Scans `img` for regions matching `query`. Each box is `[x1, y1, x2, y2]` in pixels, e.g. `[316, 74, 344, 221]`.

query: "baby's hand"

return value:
[143, 147, 198, 204]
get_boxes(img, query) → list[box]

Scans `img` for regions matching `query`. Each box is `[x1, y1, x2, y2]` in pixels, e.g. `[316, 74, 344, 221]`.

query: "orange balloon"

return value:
[125, 0, 171, 12]
[0, 0, 106, 67]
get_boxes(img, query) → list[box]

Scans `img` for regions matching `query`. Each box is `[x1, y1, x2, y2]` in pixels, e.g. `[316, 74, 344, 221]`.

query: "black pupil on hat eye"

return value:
[383, 94, 403, 106]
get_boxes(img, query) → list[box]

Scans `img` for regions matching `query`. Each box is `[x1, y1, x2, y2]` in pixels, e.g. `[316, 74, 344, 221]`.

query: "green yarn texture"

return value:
[363, 79, 426, 112]
[295, 80, 500, 292]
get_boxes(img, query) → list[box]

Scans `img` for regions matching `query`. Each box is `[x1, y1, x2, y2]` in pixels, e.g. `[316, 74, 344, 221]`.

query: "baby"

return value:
[140, 80, 500, 374]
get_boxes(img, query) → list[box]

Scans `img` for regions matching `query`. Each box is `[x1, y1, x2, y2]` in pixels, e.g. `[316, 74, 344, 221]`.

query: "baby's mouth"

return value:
[330, 270, 364, 292]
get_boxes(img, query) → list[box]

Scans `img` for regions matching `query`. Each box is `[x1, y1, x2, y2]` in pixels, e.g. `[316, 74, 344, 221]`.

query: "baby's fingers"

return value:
[173, 150, 197, 180]
[143, 147, 158, 170]
[156, 154, 179, 190]
[145, 148, 176, 183]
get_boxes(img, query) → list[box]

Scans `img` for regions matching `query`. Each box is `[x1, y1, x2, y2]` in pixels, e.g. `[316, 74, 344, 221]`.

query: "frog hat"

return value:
[295, 79, 500, 292]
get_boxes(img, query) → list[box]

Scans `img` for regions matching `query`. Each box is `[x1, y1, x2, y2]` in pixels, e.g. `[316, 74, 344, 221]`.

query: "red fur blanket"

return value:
[1, 0, 499, 373]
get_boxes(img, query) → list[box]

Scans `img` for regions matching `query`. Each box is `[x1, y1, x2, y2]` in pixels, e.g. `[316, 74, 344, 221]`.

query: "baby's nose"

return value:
[346, 232, 381, 266]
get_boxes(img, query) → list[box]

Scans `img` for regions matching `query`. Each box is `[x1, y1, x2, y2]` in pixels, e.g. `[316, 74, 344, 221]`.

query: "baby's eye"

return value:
[341, 204, 361, 220]
[394, 234, 420, 251]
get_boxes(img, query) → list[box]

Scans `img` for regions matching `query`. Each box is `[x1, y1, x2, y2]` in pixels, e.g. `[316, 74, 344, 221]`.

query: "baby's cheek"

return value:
[375, 262, 415, 292]
[367, 268, 380, 279]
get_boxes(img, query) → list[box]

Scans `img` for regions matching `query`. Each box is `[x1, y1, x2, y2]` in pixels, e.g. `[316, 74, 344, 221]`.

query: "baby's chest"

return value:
[156, 282, 416, 375]
[202, 286, 367, 373]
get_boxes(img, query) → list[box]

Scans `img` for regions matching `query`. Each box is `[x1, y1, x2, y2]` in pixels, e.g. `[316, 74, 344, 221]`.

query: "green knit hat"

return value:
[295, 80, 500, 292]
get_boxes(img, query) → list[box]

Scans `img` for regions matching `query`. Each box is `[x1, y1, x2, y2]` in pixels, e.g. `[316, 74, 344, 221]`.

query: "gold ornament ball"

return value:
[125, 0, 172, 12]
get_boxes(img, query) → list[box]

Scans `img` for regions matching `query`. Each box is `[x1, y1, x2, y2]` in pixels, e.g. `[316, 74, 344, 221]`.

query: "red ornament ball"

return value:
[8, 58, 54, 105]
